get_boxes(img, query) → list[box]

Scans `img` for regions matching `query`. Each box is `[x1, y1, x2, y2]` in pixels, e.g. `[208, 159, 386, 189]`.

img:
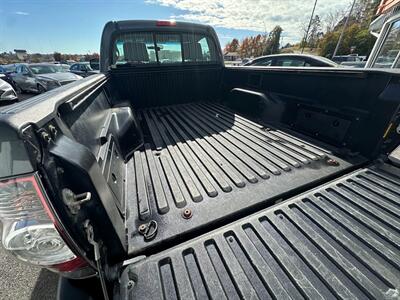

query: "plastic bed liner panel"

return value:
[126, 102, 364, 255]
[119, 163, 400, 300]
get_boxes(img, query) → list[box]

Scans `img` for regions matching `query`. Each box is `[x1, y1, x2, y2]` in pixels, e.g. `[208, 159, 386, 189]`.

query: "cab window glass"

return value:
[155, 33, 182, 64]
[182, 33, 218, 62]
[112, 31, 218, 65]
[373, 20, 400, 68]
[113, 32, 157, 64]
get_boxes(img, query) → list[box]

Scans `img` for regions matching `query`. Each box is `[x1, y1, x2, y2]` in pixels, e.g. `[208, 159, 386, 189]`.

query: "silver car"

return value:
[0, 77, 18, 104]
[12, 63, 83, 93]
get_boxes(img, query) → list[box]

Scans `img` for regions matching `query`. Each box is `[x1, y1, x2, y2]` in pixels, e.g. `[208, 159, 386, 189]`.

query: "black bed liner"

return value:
[126, 102, 364, 255]
[119, 163, 400, 299]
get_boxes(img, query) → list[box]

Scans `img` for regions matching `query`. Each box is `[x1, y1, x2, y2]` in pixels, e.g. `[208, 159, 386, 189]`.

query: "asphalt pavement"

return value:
[0, 92, 33, 109]
[0, 92, 59, 300]
[17, 92, 34, 101]
[0, 246, 59, 300]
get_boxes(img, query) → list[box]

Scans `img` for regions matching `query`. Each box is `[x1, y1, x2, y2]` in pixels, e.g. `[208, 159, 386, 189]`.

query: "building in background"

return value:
[370, 0, 400, 35]
[377, 0, 400, 15]
[14, 49, 28, 61]
[223, 52, 240, 61]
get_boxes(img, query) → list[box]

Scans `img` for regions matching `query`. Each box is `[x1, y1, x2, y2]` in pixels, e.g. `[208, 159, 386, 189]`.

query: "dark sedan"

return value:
[69, 62, 99, 77]
[244, 54, 338, 67]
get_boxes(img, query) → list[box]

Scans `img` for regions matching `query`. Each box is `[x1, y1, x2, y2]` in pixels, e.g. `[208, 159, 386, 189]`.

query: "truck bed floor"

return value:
[120, 163, 400, 299]
[126, 102, 364, 255]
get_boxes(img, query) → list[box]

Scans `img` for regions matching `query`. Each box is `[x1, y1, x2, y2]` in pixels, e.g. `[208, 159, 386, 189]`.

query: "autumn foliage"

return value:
[224, 26, 283, 58]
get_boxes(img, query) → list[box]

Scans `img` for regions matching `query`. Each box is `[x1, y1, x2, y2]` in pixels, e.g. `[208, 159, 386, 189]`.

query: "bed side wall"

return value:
[222, 67, 400, 158]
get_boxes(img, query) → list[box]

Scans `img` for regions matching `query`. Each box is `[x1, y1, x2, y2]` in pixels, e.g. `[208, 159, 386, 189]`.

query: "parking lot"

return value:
[0, 246, 58, 299]
[18, 92, 34, 102]
[0, 92, 33, 108]
[0, 92, 59, 299]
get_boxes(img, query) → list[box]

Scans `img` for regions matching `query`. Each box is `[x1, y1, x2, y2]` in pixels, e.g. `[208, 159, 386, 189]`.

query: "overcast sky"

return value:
[0, 0, 351, 53]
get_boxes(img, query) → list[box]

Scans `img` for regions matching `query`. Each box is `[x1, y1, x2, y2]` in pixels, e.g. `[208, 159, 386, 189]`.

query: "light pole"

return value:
[301, 0, 318, 53]
[332, 0, 357, 57]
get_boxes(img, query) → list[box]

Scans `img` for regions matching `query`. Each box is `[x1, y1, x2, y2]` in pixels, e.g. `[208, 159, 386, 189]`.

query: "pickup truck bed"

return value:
[126, 102, 365, 255]
[119, 162, 400, 299]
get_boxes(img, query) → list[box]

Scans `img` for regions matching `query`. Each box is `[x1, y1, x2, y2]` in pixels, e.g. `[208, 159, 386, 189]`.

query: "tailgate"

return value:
[117, 162, 400, 299]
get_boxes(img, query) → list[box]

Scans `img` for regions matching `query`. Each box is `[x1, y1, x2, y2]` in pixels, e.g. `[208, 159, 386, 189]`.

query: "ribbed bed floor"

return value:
[126, 102, 363, 255]
[121, 163, 400, 299]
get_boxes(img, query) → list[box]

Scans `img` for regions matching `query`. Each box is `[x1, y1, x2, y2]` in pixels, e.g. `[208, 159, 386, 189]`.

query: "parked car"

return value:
[244, 53, 338, 67]
[0, 64, 18, 90]
[89, 58, 100, 70]
[58, 63, 72, 72]
[0, 76, 18, 104]
[69, 62, 99, 77]
[65, 59, 77, 65]
[1, 20, 400, 300]
[0, 64, 17, 74]
[12, 63, 82, 93]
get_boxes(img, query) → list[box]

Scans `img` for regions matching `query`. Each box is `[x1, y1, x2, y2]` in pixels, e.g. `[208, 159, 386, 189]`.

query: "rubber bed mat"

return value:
[119, 163, 400, 299]
[126, 102, 364, 255]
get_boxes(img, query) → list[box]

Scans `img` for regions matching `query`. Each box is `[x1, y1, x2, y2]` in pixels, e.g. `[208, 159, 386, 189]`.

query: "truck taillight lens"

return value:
[0, 174, 89, 274]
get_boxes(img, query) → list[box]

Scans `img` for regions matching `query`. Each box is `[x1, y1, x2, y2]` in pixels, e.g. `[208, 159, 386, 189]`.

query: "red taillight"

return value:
[0, 174, 92, 276]
[51, 256, 89, 273]
[156, 20, 177, 26]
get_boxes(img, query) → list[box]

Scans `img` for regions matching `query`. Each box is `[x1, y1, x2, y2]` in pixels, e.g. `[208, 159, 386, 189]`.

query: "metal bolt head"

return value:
[138, 224, 147, 234]
[182, 208, 192, 219]
[326, 158, 340, 167]
[127, 280, 135, 289]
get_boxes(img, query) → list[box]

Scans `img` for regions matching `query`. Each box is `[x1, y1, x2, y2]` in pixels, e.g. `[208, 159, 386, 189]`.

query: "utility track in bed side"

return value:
[126, 102, 364, 255]
[120, 163, 400, 299]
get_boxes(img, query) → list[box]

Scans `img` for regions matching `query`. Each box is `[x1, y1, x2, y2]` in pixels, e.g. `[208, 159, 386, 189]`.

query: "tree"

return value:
[319, 23, 376, 56]
[225, 25, 282, 59]
[84, 53, 100, 61]
[265, 26, 283, 54]
[307, 15, 323, 49]
[224, 38, 240, 53]
[282, 43, 293, 49]
[301, 15, 323, 50]
[53, 52, 62, 62]
[239, 37, 251, 57]
[353, 0, 380, 24]
[318, 0, 379, 57]
[325, 8, 347, 33]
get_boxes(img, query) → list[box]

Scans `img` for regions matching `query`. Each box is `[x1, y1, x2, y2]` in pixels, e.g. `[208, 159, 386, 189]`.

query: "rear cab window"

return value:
[156, 33, 182, 64]
[112, 31, 218, 66]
